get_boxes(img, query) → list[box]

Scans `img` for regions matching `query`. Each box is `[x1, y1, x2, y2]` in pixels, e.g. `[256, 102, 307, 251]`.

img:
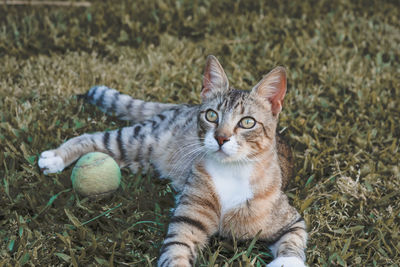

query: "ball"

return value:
[71, 152, 121, 197]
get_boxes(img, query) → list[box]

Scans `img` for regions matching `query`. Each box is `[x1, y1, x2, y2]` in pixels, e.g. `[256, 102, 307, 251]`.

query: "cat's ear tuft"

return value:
[251, 66, 287, 116]
[201, 55, 229, 101]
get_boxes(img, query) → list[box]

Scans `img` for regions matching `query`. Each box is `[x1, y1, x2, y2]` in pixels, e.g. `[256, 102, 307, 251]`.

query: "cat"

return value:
[38, 55, 307, 267]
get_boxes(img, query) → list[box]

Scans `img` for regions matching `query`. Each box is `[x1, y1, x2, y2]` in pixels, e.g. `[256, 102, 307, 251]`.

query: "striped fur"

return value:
[39, 55, 307, 266]
[80, 85, 178, 121]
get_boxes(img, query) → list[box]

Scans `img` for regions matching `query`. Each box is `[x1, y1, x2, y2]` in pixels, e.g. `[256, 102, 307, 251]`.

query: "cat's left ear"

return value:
[251, 66, 287, 116]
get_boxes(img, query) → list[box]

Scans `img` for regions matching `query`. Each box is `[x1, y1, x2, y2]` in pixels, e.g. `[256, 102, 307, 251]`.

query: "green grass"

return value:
[1, 0, 399, 266]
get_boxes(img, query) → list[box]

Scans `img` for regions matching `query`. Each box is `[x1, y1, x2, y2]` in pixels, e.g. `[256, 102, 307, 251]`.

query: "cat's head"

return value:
[198, 55, 287, 163]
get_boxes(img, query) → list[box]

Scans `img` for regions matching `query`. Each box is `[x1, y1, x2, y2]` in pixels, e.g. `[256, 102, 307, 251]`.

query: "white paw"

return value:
[267, 256, 306, 267]
[38, 150, 65, 175]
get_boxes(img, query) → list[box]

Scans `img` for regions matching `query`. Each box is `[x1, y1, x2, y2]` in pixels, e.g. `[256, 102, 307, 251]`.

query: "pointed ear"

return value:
[201, 55, 229, 101]
[251, 66, 287, 116]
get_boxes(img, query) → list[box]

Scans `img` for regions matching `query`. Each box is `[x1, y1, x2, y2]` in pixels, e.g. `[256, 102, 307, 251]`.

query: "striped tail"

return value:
[79, 86, 178, 121]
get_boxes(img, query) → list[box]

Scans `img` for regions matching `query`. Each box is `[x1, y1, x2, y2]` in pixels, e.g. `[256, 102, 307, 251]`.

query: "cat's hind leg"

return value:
[266, 212, 307, 267]
[39, 121, 155, 174]
[39, 132, 112, 174]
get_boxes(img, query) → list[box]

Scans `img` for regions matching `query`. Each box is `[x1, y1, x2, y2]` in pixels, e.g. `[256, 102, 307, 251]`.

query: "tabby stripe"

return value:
[234, 101, 240, 110]
[96, 88, 107, 107]
[152, 119, 164, 133]
[289, 229, 307, 241]
[139, 142, 152, 169]
[197, 115, 208, 137]
[182, 116, 194, 130]
[270, 218, 306, 244]
[277, 241, 303, 256]
[258, 121, 271, 139]
[134, 131, 146, 163]
[169, 216, 207, 233]
[139, 143, 150, 167]
[133, 125, 141, 136]
[174, 109, 195, 129]
[284, 226, 306, 236]
[171, 108, 180, 120]
[165, 233, 177, 239]
[179, 200, 217, 222]
[221, 99, 228, 109]
[87, 86, 98, 99]
[159, 258, 170, 267]
[126, 99, 134, 114]
[160, 246, 196, 265]
[158, 114, 166, 121]
[228, 93, 239, 108]
[294, 216, 305, 224]
[103, 132, 111, 154]
[179, 194, 219, 215]
[148, 146, 153, 159]
[160, 241, 191, 254]
[116, 128, 126, 162]
[90, 137, 99, 150]
[154, 116, 167, 139]
[109, 91, 120, 114]
[138, 101, 145, 117]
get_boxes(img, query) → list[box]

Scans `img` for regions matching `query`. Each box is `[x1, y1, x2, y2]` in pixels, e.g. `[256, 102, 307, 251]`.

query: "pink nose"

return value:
[215, 135, 230, 146]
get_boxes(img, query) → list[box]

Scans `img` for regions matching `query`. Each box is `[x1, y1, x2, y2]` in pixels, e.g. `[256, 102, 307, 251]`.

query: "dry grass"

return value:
[0, 0, 399, 266]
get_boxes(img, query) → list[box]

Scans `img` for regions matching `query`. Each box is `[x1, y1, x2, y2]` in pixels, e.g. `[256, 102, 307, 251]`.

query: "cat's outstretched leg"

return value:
[80, 86, 177, 122]
[39, 130, 132, 174]
[38, 113, 169, 174]
[158, 174, 220, 267]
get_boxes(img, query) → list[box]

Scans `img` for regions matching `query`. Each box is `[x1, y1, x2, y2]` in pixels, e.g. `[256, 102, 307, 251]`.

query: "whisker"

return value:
[168, 143, 204, 163]
[166, 146, 206, 179]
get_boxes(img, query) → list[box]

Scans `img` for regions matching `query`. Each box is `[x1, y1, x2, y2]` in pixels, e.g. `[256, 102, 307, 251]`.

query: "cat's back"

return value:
[155, 104, 200, 135]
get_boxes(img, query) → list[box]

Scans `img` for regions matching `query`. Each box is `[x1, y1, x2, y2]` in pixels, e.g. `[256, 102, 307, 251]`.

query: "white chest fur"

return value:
[205, 159, 254, 215]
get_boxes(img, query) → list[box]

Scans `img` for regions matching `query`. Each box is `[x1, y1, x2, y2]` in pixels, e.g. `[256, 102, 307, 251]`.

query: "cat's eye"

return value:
[205, 109, 218, 123]
[239, 117, 256, 129]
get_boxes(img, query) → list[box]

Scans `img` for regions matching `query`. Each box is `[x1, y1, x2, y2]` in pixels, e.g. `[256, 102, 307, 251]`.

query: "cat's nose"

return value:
[215, 135, 230, 147]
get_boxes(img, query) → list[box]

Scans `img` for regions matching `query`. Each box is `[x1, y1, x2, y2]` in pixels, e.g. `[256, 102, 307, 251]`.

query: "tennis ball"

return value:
[71, 152, 121, 197]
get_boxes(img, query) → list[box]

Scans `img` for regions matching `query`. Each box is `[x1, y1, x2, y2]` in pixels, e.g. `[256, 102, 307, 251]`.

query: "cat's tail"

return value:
[78, 85, 178, 121]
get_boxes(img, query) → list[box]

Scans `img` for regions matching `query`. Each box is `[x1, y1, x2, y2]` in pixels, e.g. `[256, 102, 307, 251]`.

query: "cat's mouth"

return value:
[216, 149, 229, 156]
[210, 148, 234, 162]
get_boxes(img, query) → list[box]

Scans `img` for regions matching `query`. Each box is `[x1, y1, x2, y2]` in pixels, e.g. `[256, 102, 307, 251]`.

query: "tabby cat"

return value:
[39, 56, 307, 267]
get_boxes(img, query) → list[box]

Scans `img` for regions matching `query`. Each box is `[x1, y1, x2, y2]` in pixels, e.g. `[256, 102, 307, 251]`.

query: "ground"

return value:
[0, 0, 399, 266]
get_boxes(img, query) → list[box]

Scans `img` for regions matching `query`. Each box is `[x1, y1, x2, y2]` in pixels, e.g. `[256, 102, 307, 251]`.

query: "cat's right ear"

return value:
[201, 55, 229, 101]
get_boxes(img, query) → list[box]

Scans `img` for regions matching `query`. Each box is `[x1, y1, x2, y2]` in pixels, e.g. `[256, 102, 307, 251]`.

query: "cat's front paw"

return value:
[267, 256, 306, 267]
[38, 150, 65, 174]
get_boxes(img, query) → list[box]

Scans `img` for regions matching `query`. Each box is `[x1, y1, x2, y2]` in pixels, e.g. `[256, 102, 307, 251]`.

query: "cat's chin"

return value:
[207, 150, 232, 163]
[208, 150, 248, 164]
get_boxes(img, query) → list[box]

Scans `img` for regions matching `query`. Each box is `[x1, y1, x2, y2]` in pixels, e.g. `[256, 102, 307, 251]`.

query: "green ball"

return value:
[71, 152, 121, 197]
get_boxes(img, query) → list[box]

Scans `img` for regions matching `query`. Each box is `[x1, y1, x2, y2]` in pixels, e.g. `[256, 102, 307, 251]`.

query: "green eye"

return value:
[239, 117, 256, 129]
[205, 109, 218, 123]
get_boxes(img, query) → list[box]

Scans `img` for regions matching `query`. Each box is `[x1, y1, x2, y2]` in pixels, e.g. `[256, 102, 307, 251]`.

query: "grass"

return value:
[0, 0, 399, 266]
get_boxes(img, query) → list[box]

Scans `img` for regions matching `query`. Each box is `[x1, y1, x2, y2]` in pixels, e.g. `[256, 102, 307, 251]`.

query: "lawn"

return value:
[0, 0, 399, 266]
